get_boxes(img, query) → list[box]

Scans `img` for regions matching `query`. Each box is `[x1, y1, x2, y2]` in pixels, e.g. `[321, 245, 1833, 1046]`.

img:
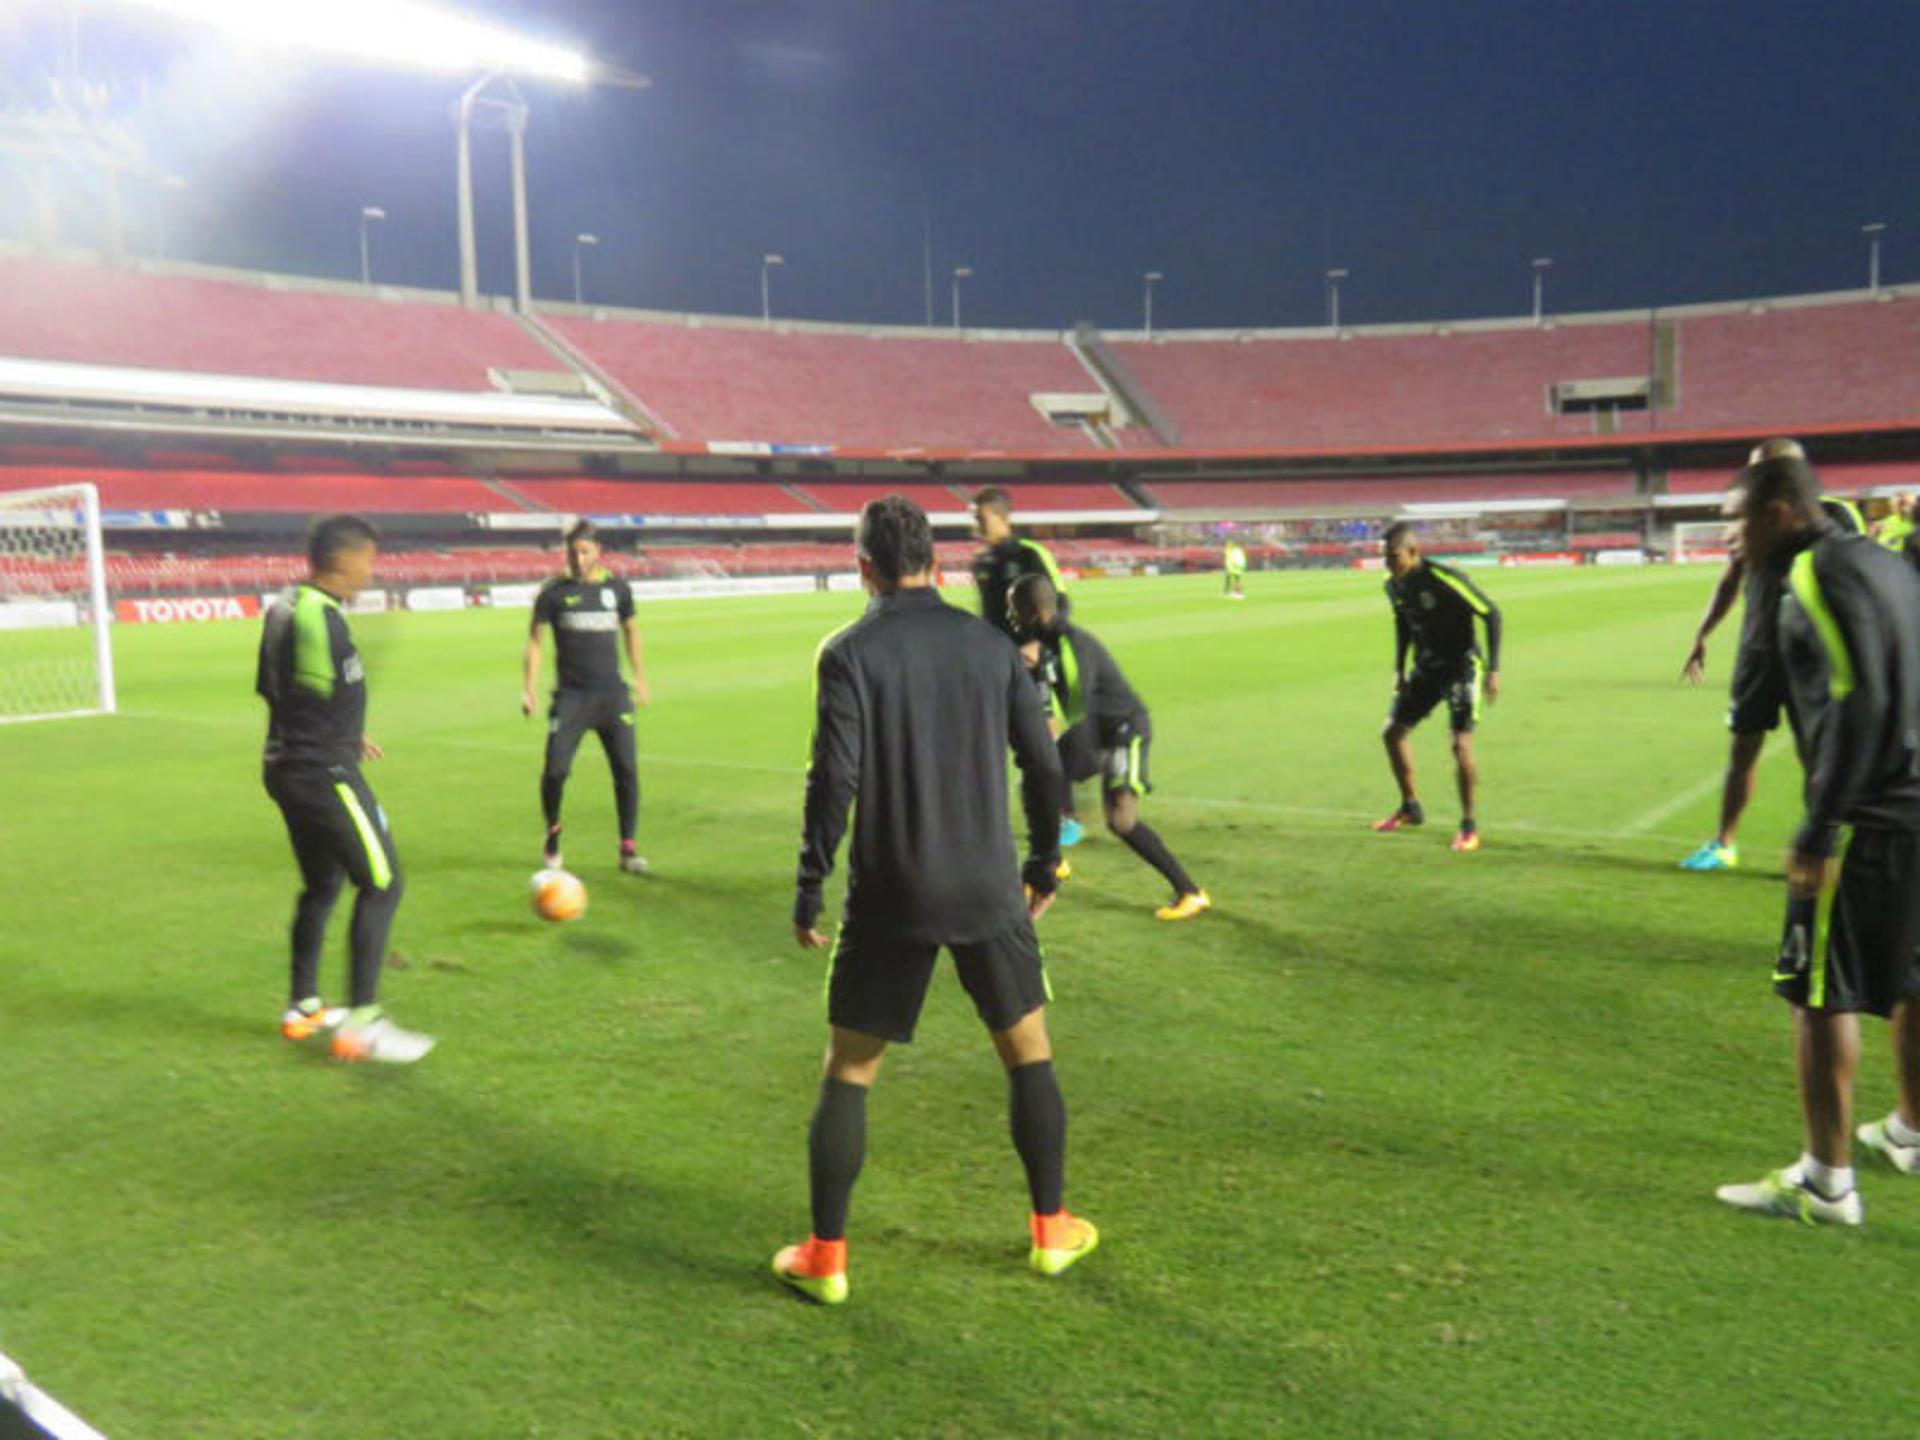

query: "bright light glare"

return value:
[103, 0, 592, 83]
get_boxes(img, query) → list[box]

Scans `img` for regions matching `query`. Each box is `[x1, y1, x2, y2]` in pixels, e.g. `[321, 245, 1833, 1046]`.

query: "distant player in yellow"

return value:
[1223, 539, 1248, 599]
[1874, 492, 1915, 552]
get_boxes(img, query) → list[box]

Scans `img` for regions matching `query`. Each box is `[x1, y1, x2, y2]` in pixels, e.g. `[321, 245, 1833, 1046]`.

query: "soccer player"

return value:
[1223, 538, 1248, 599]
[1677, 439, 1867, 871]
[1712, 453, 1920, 1226]
[257, 514, 433, 1064]
[1871, 491, 1914, 550]
[522, 521, 650, 874]
[971, 484, 1085, 847]
[1009, 574, 1210, 921]
[773, 495, 1094, 1305]
[1372, 523, 1502, 852]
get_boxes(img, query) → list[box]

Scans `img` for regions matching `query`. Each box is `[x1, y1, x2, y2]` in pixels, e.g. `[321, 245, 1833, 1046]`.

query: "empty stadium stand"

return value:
[0, 466, 505, 512]
[1665, 459, 1920, 496]
[549, 315, 1104, 455]
[0, 256, 556, 390]
[502, 476, 812, 515]
[1146, 470, 1635, 512]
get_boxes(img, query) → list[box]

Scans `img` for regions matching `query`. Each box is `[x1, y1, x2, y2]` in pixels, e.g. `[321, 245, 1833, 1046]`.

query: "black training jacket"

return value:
[794, 587, 1063, 941]
[1769, 523, 1920, 855]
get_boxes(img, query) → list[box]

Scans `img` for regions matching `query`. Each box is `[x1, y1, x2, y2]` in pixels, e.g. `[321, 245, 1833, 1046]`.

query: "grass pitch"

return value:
[1, 567, 1913, 1439]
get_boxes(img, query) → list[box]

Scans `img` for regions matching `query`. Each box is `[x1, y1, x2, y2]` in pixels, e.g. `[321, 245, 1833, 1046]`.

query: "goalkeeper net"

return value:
[1670, 520, 1732, 565]
[0, 484, 116, 723]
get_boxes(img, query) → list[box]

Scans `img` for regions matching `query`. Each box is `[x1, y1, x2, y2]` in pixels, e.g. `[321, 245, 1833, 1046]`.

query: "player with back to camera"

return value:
[1677, 439, 1867, 872]
[1372, 522, 1503, 852]
[522, 520, 650, 875]
[257, 514, 433, 1063]
[773, 495, 1096, 1305]
[1711, 453, 1920, 1225]
[970, 484, 1086, 848]
[1009, 573, 1211, 921]
[1223, 537, 1248, 598]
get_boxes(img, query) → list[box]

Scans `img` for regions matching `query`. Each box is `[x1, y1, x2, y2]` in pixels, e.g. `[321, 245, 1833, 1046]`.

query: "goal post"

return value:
[1670, 520, 1732, 565]
[0, 483, 117, 723]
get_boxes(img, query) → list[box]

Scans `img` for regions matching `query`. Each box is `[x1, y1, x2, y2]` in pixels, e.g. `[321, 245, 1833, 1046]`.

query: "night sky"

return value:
[7, 0, 1920, 330]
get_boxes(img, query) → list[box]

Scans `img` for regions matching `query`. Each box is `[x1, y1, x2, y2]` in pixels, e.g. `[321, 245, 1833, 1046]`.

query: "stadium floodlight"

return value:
[1862, 222, 1887, 293]
[1142, 270, 1164, 337]
[1532, 256, 1554, 326]
[951, 265, 974, 331]
[358, 205, 386, 285]
[154, 173, 186, 259]
[1325, 268, 1349, 330]
[760, 253, 785, 325]
[101, 0, 594, 84]
[573, 232, 600, 305]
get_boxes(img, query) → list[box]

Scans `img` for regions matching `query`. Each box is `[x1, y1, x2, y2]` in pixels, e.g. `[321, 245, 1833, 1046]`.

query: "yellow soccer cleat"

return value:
[1155, 890, 1211, 922]
[1029, 1211, 1100, 1277]
[772, 1238, 849, 1305]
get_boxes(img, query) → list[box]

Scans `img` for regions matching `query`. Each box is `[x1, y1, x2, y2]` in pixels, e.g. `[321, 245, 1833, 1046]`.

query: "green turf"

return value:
[1, 567, 1912, 1439]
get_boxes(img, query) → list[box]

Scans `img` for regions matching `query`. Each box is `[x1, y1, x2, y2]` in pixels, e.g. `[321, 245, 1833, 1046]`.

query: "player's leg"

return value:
[958, 924, 1098, 1275]
[325, 771, 432, 1065]
[1376, 673, 1436, 831]
[1857, 833, 1920, 1173]
[268, 770, 350, 1038]
[1445, 669, 1482, 851]
[1796, 1006, 1860, 1175]
[1686, 642, 1782, 869]
[775, 930, 935, 1303]
[1098, 739, 1207, 919]
[540, 690, 591, 866]
[1717, 731, 1767, 846]
[594, 695, 646, 873]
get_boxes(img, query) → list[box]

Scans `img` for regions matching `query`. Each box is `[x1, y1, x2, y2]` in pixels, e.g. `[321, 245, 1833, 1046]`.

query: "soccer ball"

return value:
[530, 868, 588, 923]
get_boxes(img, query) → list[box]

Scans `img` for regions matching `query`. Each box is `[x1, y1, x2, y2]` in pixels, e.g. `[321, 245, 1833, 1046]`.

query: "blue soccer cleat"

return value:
[1679, 840, 1738, 871]
[1059, 817, 1084, 848]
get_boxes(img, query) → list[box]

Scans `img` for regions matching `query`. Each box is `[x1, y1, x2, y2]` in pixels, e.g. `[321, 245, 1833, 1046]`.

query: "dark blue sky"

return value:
[14, 0, 1920, 329]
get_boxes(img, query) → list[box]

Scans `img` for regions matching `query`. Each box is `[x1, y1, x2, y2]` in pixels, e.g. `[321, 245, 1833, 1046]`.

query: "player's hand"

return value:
[794, 924, 831, 950]
[1682, 643, 1707, 686]
[1484, 672, 1501, 704]
[520, 689, 537, 717]
[1025, 885, 1057, 920]
[361, 736, 384, 761]
[1785, 850, 1837, 899]
[632, 680, 651, 709]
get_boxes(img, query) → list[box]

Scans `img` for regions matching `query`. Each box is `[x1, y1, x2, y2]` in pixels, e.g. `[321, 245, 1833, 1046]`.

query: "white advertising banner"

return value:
[0, 600, 80, 630]
[405, 586, 467, 612]
[489, 583, 542, 608]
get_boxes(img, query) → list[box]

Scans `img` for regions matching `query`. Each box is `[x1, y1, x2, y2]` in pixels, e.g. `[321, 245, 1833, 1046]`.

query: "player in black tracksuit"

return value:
[773, 495, 1097, 1305]
[1714, 453, 1920, 1224]
[257, 514, 432, 1063]
[1374, 522, 1503, 850]
[1009, 575, 1210, 921]
[522, 521, 649, 874]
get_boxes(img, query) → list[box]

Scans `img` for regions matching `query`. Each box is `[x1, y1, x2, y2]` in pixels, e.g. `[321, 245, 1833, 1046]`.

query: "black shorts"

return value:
[1773, 827, 1920, 1018]
[826, 915, 1051, 1044]
[545, 687, 636, 776]
[1390, 661, 1481, 734]
[1059, 715, 1152, 797]
[1728, 574, 1787, 735]
[265, 762, 401, 897]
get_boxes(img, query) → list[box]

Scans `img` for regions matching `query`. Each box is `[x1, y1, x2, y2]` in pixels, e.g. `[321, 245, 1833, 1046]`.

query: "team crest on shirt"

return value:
[600, 587, 613, 608]
[1419, 592, 1437, 610]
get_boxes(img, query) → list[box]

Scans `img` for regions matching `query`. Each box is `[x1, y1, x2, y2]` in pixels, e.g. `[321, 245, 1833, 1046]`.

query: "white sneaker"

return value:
[331, 1015, 436, 1065]
[1715, 1166, 1862, 1226]
[1857, 1118, 1920, 1175]
[280, 1003, 348, 1041]
[619, 851, 650, 876]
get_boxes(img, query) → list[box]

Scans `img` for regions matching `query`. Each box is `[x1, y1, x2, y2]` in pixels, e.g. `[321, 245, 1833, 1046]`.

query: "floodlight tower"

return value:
[1862, 222, 1887, 293]
[1325, 268, 1349, 330]
[1142, 270, 1163, 336]
[359, 205, 387, 284]
[1531, 256, 1553, 326]
[760, 252, 784, 324]
[951, 265, 973, 330]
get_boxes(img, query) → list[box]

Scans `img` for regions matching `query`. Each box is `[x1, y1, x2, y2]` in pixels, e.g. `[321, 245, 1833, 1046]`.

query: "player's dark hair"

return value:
[1382, 521, 1416, 550]
[1736, 456, 1822, 523]
[856, 495, 936, 581]
[1008, 573, 1059, 636]
[308, 513, 379, 572]
[971, 485, 1012, 516]
[565, 519, 598, 546]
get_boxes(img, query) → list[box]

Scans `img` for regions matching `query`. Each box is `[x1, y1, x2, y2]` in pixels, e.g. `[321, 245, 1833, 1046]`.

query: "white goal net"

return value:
[0, 484, 117, 723]
[1670, 520, 1732, 565]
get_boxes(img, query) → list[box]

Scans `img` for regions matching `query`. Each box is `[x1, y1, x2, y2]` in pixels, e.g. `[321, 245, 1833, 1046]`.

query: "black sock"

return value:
[808, 1078, 868, 1241]
[289, 877, 341, 1004]
[1118, 821, 1198, 898]
[1404, 798, 1426, 823]
[541, 776, 564, 832]
[1008, 1060, 1067, 1215]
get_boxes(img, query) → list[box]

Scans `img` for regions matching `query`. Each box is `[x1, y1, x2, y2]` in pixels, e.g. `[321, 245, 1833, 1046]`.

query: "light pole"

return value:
[760, 252, 784, 324]
[358, 205, 386, 285]
[571, 232, 599, 305]
[951, 265, 973, 330]
[1325, 267, 1348, 330]
[1863, 222, 1887, 292]
[1142, 270, 1163, 336]
[1532, 256, 1554, 325]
